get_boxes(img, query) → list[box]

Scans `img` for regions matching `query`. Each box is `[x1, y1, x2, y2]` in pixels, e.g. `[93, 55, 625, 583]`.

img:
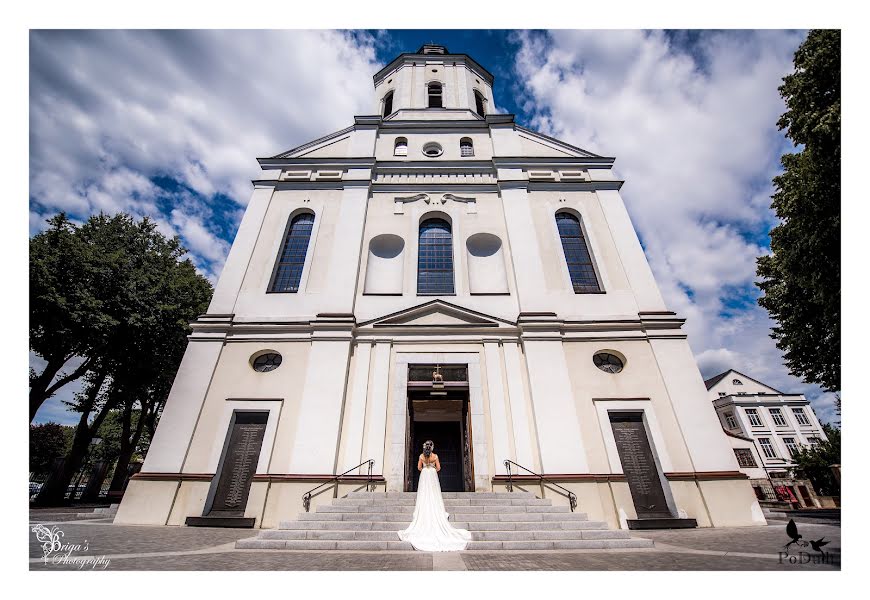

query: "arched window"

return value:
[427, 82, 443, 108]
[269, 212, 314, 293]
[733, 379, 743, 385]
[417, 218, 454, 294]
[460, 137, 474, 157]
[383, 91, 394, 117]
[556, 212, 601, 293]
[474, 90, 486, 116]
[394, 137, 408, 156]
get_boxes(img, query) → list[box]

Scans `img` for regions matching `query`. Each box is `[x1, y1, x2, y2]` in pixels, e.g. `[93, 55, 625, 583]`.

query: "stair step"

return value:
[316, 504, 569, 515]
[332, 497, 553, 507]
[346, 491, 534, 500]
[280, 519, 609, 531]
[465, 539, 653, 551]
[237, 538, 417, 551]
[452, 521, 608, 531]
[257, 528, 631, 542]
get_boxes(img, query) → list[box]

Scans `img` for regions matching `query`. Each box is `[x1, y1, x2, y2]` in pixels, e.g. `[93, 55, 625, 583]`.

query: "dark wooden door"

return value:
[207, 411, 268, 517]
[609, 412, 673, 519]
[410, 421, 464, 492]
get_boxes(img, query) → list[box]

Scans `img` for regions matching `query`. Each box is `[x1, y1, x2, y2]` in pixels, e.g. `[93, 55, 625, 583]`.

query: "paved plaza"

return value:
[29, 509, 840, 571]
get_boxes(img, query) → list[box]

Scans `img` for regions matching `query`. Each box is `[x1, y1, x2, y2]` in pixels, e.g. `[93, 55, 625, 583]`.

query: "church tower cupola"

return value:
[373, 44, 495, 120]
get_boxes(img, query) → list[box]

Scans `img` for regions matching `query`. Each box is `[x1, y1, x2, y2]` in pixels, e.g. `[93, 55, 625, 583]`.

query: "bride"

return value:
[398, 440, 472, 551]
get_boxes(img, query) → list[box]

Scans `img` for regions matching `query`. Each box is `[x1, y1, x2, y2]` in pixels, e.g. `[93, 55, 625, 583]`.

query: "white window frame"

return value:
[783, 437, 799, 457]
[745, 408, 763, 427]
[792, 407, 810, 426]
[724, 411, 739, 429]
[758, 437, 777, 459]
[769, 407, 787, 427]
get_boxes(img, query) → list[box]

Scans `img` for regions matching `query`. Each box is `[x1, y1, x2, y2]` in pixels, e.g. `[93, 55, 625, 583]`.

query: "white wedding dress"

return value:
[398, 458, 472, 551]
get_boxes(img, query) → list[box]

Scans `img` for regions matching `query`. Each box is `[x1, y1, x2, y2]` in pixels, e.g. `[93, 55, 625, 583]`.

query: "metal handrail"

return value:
[503, 459, 577, 512]
[302, 459, 375, 512]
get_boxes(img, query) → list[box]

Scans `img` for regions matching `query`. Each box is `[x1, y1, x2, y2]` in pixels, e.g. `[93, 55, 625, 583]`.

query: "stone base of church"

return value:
[115, 472, 765, 529]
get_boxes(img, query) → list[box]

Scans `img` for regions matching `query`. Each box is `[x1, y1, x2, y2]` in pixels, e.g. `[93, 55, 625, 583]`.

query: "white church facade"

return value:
[115, 44, 766, 531]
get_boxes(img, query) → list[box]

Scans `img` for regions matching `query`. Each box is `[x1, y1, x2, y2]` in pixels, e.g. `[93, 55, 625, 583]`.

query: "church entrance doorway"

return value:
[404, 364, 473, 493]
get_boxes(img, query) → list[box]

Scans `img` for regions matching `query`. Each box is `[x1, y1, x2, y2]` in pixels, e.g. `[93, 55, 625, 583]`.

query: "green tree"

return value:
[756, 29, 840, 393]
[29, 215, 116, 420]
[33, 213, 212, 506]
[791, 423, 840, 496]
[29, 422, 74, 475]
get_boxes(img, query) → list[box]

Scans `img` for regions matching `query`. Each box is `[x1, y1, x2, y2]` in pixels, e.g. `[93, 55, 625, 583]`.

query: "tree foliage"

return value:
[31, 212, 212, 505]
[791, 423, 840, 496]
[756, 30, 840, 393]
[29, 422, 74, 475]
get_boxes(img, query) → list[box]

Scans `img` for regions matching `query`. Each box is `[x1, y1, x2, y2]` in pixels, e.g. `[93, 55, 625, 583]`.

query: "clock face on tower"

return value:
[593, 352, 624, 374]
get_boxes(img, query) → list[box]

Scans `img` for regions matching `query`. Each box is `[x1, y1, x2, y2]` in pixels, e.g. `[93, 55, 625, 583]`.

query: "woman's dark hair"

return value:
[422, 440, 434, 457]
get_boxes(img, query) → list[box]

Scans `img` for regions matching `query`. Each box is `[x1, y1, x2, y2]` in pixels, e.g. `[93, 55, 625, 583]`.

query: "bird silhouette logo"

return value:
[783, 519, 808, 553]
[809, 537, 831, 553]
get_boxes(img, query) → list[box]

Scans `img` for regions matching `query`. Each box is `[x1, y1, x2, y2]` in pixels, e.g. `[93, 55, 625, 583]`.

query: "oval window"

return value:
[422, 142, 443, 157]
[252, 352, 282, 372]
[593, 352, 624, 374]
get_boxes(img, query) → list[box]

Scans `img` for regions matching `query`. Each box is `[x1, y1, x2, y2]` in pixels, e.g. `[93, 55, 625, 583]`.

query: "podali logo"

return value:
[779, 519, 838, 566]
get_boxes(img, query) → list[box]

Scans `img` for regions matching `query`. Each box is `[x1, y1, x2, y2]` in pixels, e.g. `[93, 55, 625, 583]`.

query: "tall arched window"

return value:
[474, 90, 486, 116]
[269, 212, 314, 293]
[382, 91, 394, 117]
[394, 137, 408, 156]
[427, 82, 443, 108]
[417, 218, 454, 294]
[555, 212, 601, 293]
[460, 137, 474, 157]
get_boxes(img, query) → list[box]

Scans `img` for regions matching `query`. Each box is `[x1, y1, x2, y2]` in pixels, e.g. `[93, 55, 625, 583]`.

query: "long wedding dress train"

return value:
[397, 463, 472, 551]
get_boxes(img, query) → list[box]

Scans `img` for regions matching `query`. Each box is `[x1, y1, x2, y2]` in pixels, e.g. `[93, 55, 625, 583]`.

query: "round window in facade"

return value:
[252, 352, 282, 372]
[422, 142, 443, 157]
[593, 352, 624, 374]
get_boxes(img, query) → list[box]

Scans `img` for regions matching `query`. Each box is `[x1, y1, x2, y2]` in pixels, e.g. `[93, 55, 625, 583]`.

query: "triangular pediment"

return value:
[360, 300, 514, 329]
[705, 369, 784, 394]
[270, 125, 355, 159]
[515, 125, 604, 159]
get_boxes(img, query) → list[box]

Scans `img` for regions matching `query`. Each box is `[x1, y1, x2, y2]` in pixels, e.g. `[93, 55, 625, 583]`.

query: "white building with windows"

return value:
[707, 369, 829, 507]
[115, 44, 766, 531]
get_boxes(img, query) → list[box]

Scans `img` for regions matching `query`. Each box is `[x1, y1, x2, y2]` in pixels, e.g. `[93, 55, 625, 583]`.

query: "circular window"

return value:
[593, 352, 624, 374]
[422, 142, 443, 157]
[252, 352, 282, 372]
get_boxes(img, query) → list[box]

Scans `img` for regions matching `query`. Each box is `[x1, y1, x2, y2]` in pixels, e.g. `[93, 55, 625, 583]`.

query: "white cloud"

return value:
[512, 30, 835, 422]
[30, 30, 383, 279]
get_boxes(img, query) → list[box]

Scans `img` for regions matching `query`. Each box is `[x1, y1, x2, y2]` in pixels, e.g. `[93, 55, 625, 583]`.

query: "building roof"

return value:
[703, 371, 730, 390]
[703, 368, 784, 393]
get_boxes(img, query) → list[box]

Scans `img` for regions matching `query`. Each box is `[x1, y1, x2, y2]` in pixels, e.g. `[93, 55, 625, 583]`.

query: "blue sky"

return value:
[28, 29, 839, 426]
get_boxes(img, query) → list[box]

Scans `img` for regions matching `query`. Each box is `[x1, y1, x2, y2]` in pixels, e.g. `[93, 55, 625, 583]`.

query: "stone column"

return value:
[287, 327, 354, 474]
[363, 341, 392, 475]
[208, 186, 273, 314]
[520, 322, 589, 474]
[336, 341, 372, 473]
[648, 336, 740, 472]
[143, 337, 225, 473]
[483, 341, 512, 475]
[502, 342, 537, 470]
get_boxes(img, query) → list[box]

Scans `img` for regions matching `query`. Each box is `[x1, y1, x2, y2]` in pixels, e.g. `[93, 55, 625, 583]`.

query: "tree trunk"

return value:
[29, 355, 66, 421]
[109, 396, 148, 493]
[29, 355, 92, 422]
[33, 370, 110, 506]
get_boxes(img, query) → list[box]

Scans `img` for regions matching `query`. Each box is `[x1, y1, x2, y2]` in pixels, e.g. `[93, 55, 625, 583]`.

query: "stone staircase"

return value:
[236, 491, 653, 551]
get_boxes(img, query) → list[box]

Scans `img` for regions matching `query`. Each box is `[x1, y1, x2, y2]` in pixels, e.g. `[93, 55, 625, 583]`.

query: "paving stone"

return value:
[236, 538, 287, 550]
[502, 541, 555, 550]
[580, 529, 632, 540]
[282, 540, 338, 550]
